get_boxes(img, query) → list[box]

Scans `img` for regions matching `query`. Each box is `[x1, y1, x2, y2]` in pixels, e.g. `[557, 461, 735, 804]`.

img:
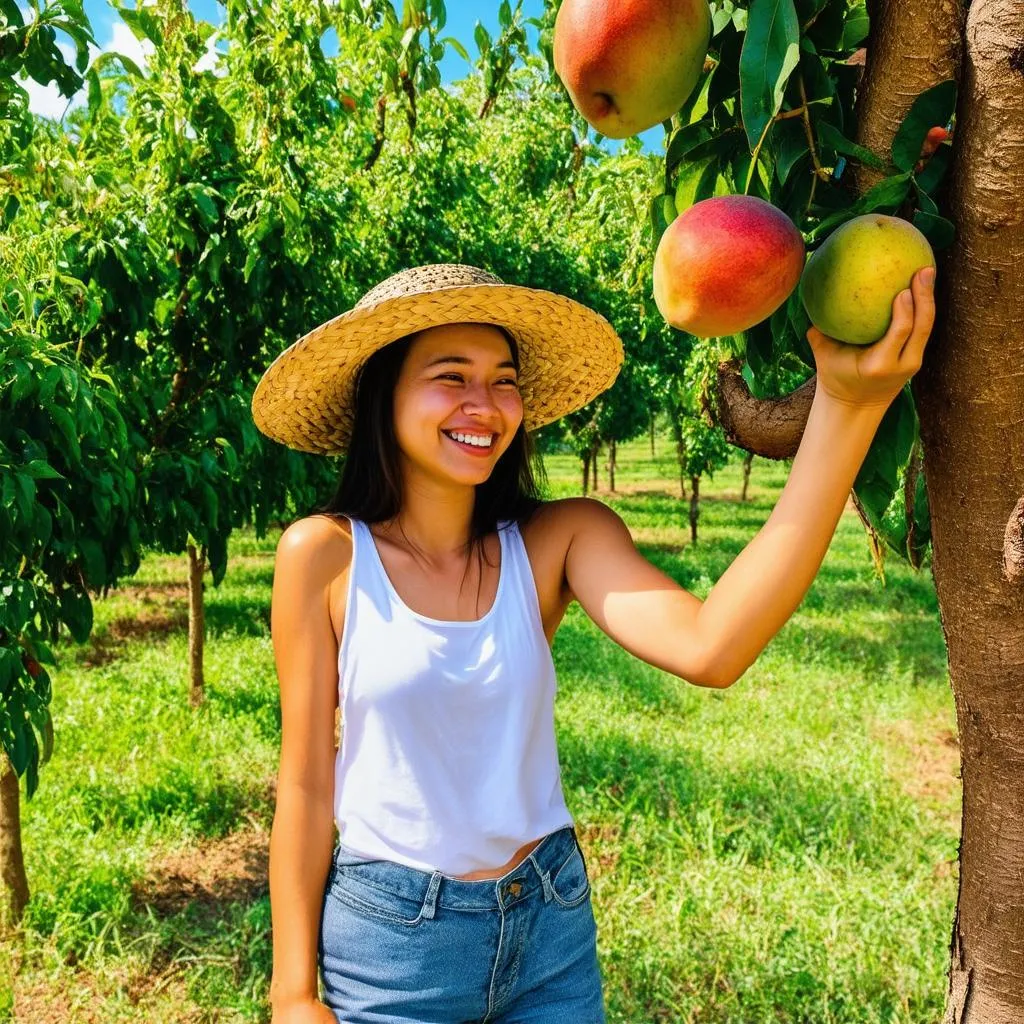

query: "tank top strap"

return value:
[501, 518, 547, 635]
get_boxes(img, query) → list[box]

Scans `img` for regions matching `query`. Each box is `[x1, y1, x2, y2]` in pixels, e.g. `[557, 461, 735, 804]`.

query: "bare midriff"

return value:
[448, 835, 546, 880]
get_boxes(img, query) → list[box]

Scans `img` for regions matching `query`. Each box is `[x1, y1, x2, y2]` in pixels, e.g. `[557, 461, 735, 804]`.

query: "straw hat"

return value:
[250, 264, 624, 455]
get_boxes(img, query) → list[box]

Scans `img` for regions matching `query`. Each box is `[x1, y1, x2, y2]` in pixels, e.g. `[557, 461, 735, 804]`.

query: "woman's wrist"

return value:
[269, 978, 320, 1009]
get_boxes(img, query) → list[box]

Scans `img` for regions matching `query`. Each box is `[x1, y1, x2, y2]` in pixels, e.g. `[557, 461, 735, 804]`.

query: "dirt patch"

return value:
[873, 716, 961, 830]
[114, 582, 191, 603]
[131, 825, 270, 918]
[77, 604, 189, 667]
[13, 962, 201, 1023]
[575, 820, 623, 878]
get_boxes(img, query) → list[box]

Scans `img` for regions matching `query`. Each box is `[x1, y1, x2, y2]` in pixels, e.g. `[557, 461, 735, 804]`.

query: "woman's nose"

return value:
[460, 381, 500, 410]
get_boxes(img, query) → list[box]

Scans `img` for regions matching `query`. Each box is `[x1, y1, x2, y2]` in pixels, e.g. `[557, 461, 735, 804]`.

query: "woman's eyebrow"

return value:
[424, 354, 517, 370]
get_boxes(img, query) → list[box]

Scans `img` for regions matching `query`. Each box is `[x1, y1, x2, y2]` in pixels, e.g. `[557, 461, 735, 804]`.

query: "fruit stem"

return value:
[797, 74, 832, 185]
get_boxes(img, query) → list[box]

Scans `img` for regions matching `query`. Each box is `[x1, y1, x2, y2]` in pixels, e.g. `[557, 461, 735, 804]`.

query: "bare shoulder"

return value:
[542, 495, 625, 536]
[276, 513, 352, 576]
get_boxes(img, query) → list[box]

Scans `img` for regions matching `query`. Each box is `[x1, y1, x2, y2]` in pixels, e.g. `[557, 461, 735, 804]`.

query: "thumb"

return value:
[805, 324, 832, 360]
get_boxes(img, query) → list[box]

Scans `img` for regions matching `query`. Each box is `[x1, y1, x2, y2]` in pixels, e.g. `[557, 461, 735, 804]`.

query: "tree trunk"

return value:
[187, 542, 206, 707]
[671, 415, 687, 499]
[853, 0, 965, 195]
[689, 475, 700, 543]
[741, 451, 754, 501]
[591, 440, 601, 492]
[0, 755, 28, 932]
[608, 438, 617, 492]
[649, 410, 656, 457]
[581, 451, 590, 496]
[906, 2, 1024, 1019]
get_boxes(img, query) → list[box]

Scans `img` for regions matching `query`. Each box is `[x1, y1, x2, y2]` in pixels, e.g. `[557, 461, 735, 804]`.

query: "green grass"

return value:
[3, 436, 959, 1023]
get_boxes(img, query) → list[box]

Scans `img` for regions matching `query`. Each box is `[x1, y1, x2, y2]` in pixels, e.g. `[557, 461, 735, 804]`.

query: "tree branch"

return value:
[705, 358, 817, 460]
[363, 95, 388, 171]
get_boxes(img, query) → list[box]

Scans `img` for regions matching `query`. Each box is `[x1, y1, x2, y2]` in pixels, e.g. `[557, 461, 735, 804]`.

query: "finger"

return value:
[880, 285, 916, 355]
[899, 266, 937, 366]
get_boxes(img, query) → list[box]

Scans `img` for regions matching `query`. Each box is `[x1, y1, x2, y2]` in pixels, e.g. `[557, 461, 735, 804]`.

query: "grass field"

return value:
[2, 433, 960, 1023]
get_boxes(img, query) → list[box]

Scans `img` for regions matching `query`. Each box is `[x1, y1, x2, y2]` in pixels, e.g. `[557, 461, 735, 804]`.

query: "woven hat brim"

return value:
[250, 283, 624, 455]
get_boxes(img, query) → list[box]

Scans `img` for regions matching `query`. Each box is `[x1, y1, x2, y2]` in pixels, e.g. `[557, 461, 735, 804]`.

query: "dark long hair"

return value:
[312, 323, 549, 587]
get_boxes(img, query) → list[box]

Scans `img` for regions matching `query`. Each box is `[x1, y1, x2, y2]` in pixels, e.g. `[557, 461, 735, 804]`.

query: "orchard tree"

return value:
[0, 0, 148, 930]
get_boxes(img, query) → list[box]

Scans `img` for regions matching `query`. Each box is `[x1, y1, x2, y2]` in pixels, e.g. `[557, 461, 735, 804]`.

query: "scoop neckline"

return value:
[360, 519, 509, 627]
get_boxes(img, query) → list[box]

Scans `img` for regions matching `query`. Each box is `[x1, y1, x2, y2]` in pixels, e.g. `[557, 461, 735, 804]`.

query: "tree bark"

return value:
[670, 414, 687, 499]
[853, 0, 965, 194]
[0, 755, 28, 932]
[905, 1, 1024, 1019]
[187, 542, 206, 708]
[741, 451, 754, 501]
[581, 451, 590, 496]
[708, 358, 817, 459]
[608, 439, 617, 493]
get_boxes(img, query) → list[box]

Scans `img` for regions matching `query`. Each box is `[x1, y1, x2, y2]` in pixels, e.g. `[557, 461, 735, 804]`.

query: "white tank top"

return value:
[332, 514, 575, 875]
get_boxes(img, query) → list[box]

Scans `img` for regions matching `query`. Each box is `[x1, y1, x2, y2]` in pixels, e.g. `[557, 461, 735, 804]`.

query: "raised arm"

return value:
[268, 517, 348, 1021]
[565, 267, 936, 690]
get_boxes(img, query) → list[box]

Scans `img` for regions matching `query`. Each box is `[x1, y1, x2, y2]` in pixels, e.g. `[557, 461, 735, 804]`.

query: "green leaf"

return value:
[842, 3, 869, 48]
[739, 0, 801, 151]
[806, 0, 847, 51]
[744, 320, 774, 381]
[473, 21, 491, 55]
[440, 35, 468, 62]
[650, 194, 678, 246]
[713, 2, 735, 36]
[22, 460, 64, 481]
[666, 123, 713, 175]
[912, 210, 956, 250]
[816, 121, 887, 171]
[891, 80, 957, 172]
[708, 22, 743, 107]
[59, 587, 93, 644]
[808, 171, 912, 240]
[914, 144, 953, 194]
[771, 116, 808, 186]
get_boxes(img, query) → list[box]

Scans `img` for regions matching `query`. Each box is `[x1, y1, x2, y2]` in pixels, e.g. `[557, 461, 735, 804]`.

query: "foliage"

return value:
[643, 0, 957, 571]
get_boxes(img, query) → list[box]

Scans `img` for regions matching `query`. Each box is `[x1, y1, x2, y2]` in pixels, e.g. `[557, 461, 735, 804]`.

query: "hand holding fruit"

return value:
[806, 267, 936, 410]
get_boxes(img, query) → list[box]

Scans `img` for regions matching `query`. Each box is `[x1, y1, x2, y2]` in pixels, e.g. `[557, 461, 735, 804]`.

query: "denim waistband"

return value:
[330, 825, 584, 914]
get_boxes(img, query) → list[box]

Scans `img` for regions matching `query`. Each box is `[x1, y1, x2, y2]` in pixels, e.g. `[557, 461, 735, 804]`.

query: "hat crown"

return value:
[354, 264, 505, 310]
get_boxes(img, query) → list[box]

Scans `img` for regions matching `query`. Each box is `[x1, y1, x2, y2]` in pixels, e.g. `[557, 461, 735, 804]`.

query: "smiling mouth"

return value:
[442, 430, 497, 450]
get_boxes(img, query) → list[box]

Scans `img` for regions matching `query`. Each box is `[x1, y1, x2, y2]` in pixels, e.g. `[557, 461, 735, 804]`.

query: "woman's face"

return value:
[392, 322, 524, 485]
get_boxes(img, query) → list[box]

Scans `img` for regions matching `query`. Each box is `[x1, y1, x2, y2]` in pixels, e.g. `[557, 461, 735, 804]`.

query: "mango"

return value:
[800, 214, 936, 345]
[553, 0, 712, 139]
[653, 195, 806, 338]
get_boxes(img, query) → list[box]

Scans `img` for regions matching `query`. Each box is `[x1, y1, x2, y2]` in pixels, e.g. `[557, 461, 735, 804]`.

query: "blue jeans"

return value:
[317, 825, 606, 1023]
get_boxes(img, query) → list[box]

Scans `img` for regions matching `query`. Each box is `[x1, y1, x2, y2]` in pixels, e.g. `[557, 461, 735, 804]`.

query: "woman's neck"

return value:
[378, 468, 477, 561]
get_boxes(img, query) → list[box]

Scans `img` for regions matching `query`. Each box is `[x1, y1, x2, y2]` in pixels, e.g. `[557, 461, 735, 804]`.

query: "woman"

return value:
[251, 262, 935, 1024]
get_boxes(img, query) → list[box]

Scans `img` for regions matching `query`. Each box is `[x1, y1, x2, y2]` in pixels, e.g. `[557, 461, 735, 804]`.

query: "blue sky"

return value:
[23, 1, 659, 152]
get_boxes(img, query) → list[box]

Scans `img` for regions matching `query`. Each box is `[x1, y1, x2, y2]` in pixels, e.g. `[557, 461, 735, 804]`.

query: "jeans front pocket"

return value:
[330, 869, 427, 928]
[549, 840, 592, 909]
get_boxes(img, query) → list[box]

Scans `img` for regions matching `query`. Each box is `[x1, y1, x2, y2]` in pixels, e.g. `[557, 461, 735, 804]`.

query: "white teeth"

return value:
[445, 430, 493, 448]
